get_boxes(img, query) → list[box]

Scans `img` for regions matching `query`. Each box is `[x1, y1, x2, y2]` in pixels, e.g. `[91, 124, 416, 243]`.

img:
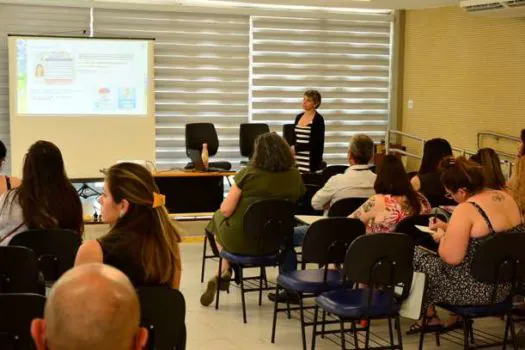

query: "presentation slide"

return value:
[8, 36, 156, 179]
[14, 37, 149, 116]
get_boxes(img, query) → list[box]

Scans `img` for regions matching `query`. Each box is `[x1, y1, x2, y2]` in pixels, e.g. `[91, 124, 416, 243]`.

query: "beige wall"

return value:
[400, 6, 525, 169]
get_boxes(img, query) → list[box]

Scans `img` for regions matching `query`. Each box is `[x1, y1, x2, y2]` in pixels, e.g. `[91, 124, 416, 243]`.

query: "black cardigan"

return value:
[291, 111, 325, 172]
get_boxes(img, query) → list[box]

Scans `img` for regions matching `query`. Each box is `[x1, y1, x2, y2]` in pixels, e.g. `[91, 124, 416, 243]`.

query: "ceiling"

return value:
[94, 0, 460, 10]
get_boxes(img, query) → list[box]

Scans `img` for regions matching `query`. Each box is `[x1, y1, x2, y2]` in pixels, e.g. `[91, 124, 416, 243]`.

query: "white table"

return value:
[294, 215, 325, 226]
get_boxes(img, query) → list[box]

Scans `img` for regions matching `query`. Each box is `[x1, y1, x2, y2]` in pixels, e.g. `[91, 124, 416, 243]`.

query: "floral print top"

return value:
[349, 193, 431, 234]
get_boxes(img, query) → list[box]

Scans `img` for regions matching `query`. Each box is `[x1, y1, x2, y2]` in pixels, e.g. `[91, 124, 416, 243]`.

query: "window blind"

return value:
[93, 9, 250, 169]
[0, 4, 90, 175]
[251, 14, 393, 165]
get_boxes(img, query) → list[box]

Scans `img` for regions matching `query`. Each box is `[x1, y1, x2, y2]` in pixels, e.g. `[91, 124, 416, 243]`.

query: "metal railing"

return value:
[477, 131, 519, 161]
[385, 129, 516, 179]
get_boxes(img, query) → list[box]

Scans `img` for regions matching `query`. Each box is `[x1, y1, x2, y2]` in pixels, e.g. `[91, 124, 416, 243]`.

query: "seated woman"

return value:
[470, 148, 506, 190]
[75, 162, 182, 289]
[200, 132, 305, 306]
[411, 138, 454, 207]
[349, 154, 431, 233]
[0, 140, 21, 195]
[412, 157, 525, 331]
[0, 141, 83, 245]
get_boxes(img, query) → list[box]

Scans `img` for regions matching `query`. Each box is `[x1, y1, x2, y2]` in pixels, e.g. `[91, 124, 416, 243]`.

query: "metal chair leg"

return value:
[418, 316, 427, 350]
[364, 319, 371, 349]
[321, 310, 327, 338]
[340, 320, 346, 350]
[395, 316, 404, 350]
[311, 305, 319, 350]
[215, 257, 222, 310]
[258, 267, 264, 306]
[239, 267, 247, 323]
[352, 321, 359, 349]
[299, 294, 307, 350]
[509, 313, 519, 350]
[200, 235, 208, 283]
[271, 284, 280, 343]
[388, 317, 394, 349]
[463, 317, 470, 350]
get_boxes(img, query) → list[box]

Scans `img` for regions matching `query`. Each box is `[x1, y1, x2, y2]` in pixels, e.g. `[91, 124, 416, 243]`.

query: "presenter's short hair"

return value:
[251, 132, 295, 172]
[349, 134, 374, 165]
[304, 90, 322, 109]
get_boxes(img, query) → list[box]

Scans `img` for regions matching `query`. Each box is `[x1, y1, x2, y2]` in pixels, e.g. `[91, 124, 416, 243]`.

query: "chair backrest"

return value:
[302, 218, 365, 265]
[322, 165, 349, 183]
[0, 247, 43, 294]
[328, 197, 368, 217]
[296, 184, 323, 215]
[394, 215, 439, 252]
[242, 199, 296, 256]
[137, 286, 186, 350]
[344, 233, 415, 299]
[471, 232, 525, 302]
[239, 123, 270, 158]
[0, 293, 46, 350]
[185, 123, 219, 156]
[9, 229, 82, 284]
[282, 124, 295, 146]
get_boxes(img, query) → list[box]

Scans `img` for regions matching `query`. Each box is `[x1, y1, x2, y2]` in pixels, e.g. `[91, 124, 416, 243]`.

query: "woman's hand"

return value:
[429, 217, 447, 231]
[432, 228, 445, 243]
[290, 145, 296, 155]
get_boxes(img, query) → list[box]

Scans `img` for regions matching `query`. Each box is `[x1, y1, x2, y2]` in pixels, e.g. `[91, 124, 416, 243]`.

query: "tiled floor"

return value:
[180, 242, 516, 349]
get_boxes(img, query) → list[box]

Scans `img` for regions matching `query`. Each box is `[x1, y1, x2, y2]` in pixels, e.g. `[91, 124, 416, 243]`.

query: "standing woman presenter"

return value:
[291, 90, 325, 173]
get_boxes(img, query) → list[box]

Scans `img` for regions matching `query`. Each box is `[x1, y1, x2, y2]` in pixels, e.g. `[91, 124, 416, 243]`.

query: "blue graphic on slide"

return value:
[118, 88, 137, 110]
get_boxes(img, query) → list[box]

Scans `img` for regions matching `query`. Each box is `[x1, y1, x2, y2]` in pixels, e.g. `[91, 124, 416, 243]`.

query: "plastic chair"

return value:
[312, 233, 415, 350]
[215, 199, 296, 323]
[137, 286, 187, 350]
[394, 214, 441, 252]
[282, 123, 295, 146]
[271, 218, 366, 350]
[419, 231, 525, 350]
[328, 197, 368, 217]
[185, 123, 231, 170]
[296, 184, 322, 216]
[322, 165, 349, 183]
[0, 293, 46, 350]
[0, 246, 44, 294]
[239, 123, 269, 165]
[9, 229, 82, 285]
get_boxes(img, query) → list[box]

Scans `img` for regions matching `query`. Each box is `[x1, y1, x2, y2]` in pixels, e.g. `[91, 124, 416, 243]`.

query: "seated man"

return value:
[31, 263, 148, 350]
[270, 134, 376, 302]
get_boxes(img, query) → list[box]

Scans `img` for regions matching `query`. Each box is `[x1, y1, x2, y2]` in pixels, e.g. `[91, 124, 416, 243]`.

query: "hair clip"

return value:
[152, 192, 166, 208]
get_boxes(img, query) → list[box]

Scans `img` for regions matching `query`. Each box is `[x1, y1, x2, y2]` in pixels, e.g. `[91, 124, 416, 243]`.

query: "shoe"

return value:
[219, 270, 232, 292]
[200, 277, 218, 307]
[268, 291, 300, 304]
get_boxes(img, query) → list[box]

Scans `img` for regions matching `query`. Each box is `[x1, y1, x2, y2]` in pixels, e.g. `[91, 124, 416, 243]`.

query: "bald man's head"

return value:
[31, 264, 147, 350]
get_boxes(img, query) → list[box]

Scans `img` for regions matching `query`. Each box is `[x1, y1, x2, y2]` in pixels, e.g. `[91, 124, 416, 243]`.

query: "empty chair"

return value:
[0, 246, 44, 294]
[0, 293, 46, 350]
[239, 123, 270, 165]
[282, 123, 295, 146]
[138, 286, 187, 350]
[185, 123, 231, 170]
[271, 218, 365, 350]
[328, 197, 368, 217]
[312, 233, 415, 350]
[296, 184, 323, 216]
[394, 214, 442, 252]
[215, 199, 296, 323]
[9, 229, 81, 284]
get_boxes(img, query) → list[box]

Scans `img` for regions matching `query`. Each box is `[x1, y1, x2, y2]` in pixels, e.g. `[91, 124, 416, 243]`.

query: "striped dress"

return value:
[295, 124, 311, 173]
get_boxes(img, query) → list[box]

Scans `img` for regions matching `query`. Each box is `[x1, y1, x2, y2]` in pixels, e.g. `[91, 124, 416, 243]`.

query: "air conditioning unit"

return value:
[460, 0, 525, 17]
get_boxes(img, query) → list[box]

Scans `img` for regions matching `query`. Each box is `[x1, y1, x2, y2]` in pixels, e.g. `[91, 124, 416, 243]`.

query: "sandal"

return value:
[406, 314, 443, 335]
[440, 318, 472, 334]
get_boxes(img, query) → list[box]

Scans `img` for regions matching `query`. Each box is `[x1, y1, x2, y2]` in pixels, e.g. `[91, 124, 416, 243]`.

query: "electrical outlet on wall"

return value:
[408, 99, 414, 110]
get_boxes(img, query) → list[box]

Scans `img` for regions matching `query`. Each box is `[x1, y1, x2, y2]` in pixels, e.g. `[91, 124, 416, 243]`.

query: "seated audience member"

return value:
[31, 263, 148, 350]
[311, 134, 376, 214]
[509, 156, 525, 218]
[201, 132, 305, 306]
[75, 162, 182, 289]
[0, 140, 20, 194]
[470, 148, 506, 190]
[411, 157, 525, 331]
[411, 138, 454, 206]
[349, 154, 431, 233]
[519, 129, 525, 158]
[0, 141, 83, 245]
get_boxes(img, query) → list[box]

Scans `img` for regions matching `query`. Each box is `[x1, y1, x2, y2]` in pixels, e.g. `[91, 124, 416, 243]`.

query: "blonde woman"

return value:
[75, 162, 182, 289]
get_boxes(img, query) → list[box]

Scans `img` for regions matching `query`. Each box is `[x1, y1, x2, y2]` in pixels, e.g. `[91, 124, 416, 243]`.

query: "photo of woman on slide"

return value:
[35, 64, 45, 77]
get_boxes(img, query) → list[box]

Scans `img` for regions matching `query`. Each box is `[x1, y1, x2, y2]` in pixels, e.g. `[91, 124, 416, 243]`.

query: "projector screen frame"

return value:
[7, 34, 157, 179]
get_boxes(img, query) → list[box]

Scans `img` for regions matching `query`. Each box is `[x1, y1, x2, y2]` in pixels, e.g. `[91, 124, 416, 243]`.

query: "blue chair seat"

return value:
[220, 251, 278, 266]
[277, 269, 342, 294]
[438, 300, 512, 318]
[316, 289, 400, 319]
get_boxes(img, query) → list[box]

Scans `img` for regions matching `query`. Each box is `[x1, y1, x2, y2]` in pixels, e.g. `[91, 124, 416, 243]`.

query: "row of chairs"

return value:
[0, 230, 187, 350]
[203, 198, 525, 350]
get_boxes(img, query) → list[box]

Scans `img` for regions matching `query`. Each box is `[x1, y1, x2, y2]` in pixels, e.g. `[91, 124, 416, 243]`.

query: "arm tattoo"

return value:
[362, 197, 376, 213]
[492, 192, 505, 202]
